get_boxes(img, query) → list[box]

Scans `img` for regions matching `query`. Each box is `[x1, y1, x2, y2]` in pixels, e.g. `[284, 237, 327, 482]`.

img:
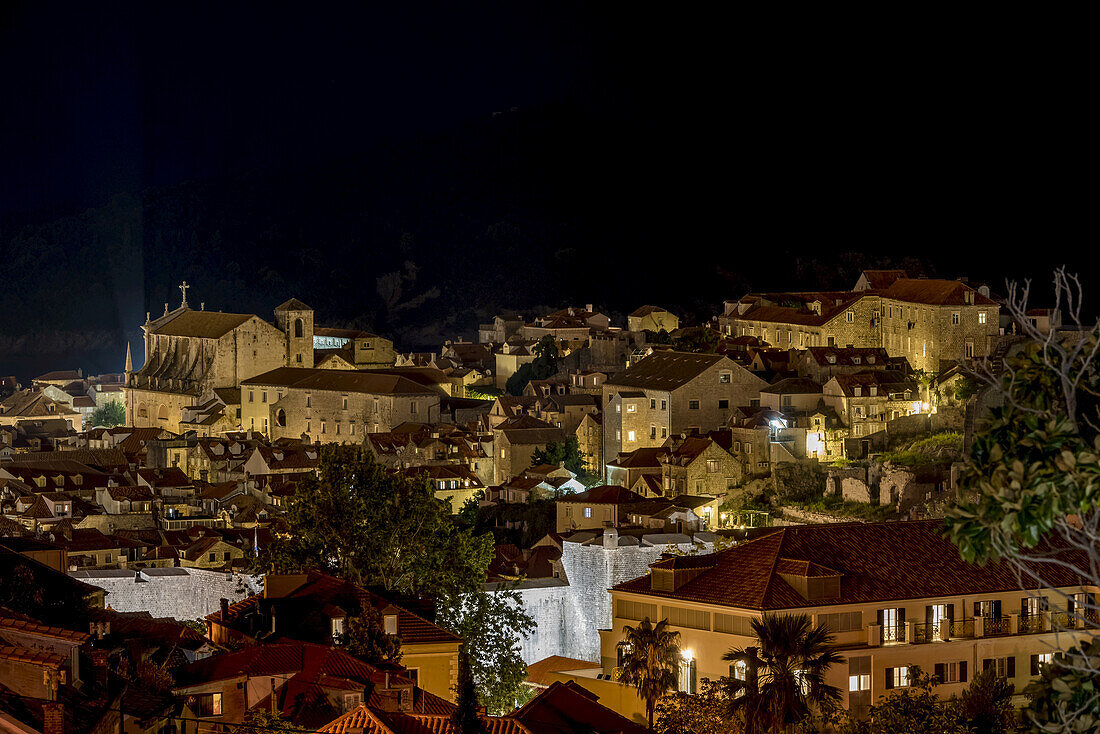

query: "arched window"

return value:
[294, 318, 303, 338]
[137, 403, 148, 419]
[157, 405, 169, 421]
[275, 409, 286, 427]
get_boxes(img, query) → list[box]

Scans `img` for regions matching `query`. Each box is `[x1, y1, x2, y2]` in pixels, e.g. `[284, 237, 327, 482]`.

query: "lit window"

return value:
[846, 311, 854, 323]
[885, 666, 908, 688]
[627, 430, 636, 442]
[384, 615, 398, 635]
[719, 372, 731, 384]
[626, 404, 637, 413]
[849, 673, 872, 691]
[978, 311, 987, 324]
[331, 617, 345, 640]
[584, 507, 592, 518]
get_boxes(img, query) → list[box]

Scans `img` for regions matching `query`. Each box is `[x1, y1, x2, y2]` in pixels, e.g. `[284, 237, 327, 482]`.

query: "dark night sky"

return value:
[0, 4, 1094, 378]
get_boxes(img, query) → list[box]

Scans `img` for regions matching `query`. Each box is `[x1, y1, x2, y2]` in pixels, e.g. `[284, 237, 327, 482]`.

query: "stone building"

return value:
[822, 370, 922, 438]
[125, 292, 316, 433]
[601, 351, 766, 465]
[719, 277, 1000, 375]
[657, 435, 737, 498]
[555, 485, 645, 533]
[627, 306, 679, 334]
[574, 412, 603, 475]
[491, 414, 565, 484]
[240, 367, 442, 443]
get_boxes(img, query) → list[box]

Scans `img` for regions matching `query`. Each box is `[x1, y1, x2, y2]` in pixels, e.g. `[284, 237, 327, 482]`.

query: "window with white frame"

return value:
[584, 507, 591, 518]
[978, 311, 987, 324]
[885, 666, 909, 689]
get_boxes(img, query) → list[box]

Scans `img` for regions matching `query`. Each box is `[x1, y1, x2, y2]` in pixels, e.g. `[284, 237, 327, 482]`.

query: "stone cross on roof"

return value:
[179, 281, 190, 308]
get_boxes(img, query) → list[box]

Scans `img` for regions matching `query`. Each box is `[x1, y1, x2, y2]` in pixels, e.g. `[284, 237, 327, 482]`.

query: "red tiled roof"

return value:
[510, 680, 650, 734]
[0, 615, 90, 643]
[613, 521, 1082, 610]
[559, 485, 644, 505]
[881, 278, 997, 307]
[607, 351, 731, 390]
[0, 644, 64, 668]
[525, 655, 599, 687]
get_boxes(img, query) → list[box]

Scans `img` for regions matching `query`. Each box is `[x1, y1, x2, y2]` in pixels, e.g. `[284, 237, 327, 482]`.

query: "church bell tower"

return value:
[273, 298, 315, 368]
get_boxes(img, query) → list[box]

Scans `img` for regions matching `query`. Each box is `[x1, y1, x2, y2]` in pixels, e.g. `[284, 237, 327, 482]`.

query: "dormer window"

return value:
[869, 386, 877, 396]
[867, 356, 875, 364]
[853, 386, 861, 397]
[852, 356, 861, 364]
[331, 616, 345, 640]
[827, 355, 837, 364]
[383, 614, 398, 636]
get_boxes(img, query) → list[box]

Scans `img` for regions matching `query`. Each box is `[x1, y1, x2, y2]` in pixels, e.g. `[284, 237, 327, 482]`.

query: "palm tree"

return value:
[722, 613, 843, 734]
[618, 617, 681, 729]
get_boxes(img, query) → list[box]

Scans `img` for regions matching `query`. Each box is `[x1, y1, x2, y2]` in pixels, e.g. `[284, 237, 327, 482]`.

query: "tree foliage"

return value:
[619, 617, 681, 729]
[1023, 640, 1100, 734]
[654, 678, 736, 734]
[451, 647, 485, 734]
[89, 399, 125, 427]
[335, 607, 402, 666]
[257, 445, 493, 600]
[505, 335, 559, 395]
[531, 436, 588, 478]
[941, 270, 1100, 733]
[438, 583, 536, 715]
[722, 613, 842, 734]
[233, 709, 308, 733]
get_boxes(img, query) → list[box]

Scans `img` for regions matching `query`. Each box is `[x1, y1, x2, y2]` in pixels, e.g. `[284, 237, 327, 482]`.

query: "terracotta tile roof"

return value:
[607, 351, 730, 390]
[33, 370, 83, 382]
[209, 572, 461, 645]
[242, 367, 439, 396]
[559, 485, 644, 505]
[805, 346, 889, 367]
[828, 370, 916, 398]
[882, 278, 997, 307]
[510, 680, 650, 734]
[760, 377, 822, 395]
[275, 298, 312, 311]
[858, 270, 908, 289]
[0, 643, 64, 668]
[613, 521, 1083, 610]
[177, 641, 405, 687]
[0, 615, 90, 643]
[152, 309, 254, 338]
[606, 447, 663, 469]
[525, 655, 599, 687]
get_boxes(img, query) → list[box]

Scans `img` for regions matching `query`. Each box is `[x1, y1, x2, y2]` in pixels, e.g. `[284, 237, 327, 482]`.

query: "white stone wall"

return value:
[71, 568, 261, 622]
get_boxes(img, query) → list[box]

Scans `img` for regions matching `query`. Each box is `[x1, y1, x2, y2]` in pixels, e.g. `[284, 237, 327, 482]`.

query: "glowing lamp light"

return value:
[921, 402, 930, 411]
[682, 648, 694, 662]
[769, 419, 785, 430]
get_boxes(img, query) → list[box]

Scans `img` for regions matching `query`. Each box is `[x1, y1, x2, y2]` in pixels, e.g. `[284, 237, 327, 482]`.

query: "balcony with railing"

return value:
[950, 617, 975, 639]
[1019, 614, 1045, 634]
[912, 622, 942, 644]
[984, 616, 1011, 636]
[881, 623, 906, 644]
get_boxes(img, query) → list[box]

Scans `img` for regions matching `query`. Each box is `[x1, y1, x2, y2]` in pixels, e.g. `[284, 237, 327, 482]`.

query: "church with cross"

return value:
[124, 284, 316, 433]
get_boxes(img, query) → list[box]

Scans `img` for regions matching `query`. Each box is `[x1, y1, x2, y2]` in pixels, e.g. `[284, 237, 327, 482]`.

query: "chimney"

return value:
[586, 304, 594, 313]
[42, 702, 64, 734]
[88, 649, 110, 689]
[220, 597, 230, 620]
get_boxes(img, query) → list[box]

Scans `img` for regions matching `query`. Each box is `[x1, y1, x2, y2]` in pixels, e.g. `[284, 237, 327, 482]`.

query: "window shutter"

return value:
[1007, 657, 1015, 678]
[959, 661, 967, 683]
[974, 601, 982, 617]
[885, 668, 894, 689]
[983, 658, 993, 671]
[993, 600, 1002, 618]
[925, 605, 933, 627]
[933, 663, 945, 683]
[1030, 655, 1039, 676]
[876, 609, 883, 626]
[899, 607, 906, 623]
[947, 603, 954, 621]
